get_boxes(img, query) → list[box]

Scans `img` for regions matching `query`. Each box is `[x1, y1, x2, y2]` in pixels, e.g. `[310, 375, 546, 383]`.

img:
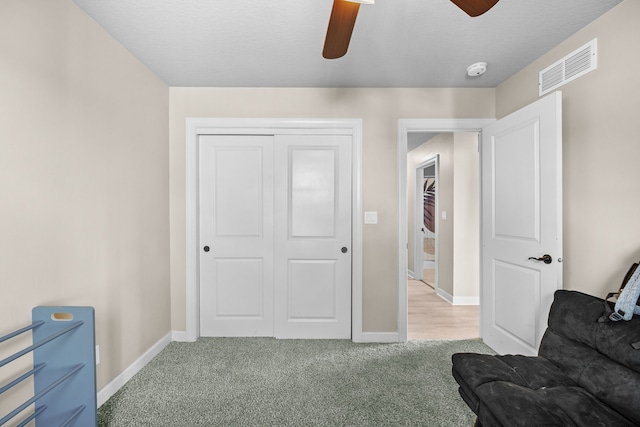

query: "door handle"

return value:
[203, 246, 210, 252]
[528, 254, 552, 264]
[341, 247, 348, 254]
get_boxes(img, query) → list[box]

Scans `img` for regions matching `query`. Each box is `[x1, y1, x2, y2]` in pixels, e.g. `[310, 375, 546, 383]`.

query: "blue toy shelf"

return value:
[0, 306, 97, 426]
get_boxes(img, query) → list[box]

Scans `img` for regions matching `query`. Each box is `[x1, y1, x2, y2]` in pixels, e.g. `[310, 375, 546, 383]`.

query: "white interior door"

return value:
[199, 135, 274, 336]
[481, 91, 562, 355]
[274, 135, 352, 339]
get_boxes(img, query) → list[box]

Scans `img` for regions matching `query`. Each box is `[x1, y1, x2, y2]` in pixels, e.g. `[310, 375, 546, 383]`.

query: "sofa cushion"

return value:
[545, 290, 640, 372]
[541, 291, 640, 425]
[475, 382, 637, 427]
[451, 353, 575, 392]
[539, 331, 640, 424]
[451, 352, 575, 419]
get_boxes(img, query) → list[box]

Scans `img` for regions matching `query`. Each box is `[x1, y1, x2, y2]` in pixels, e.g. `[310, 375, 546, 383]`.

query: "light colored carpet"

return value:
[98, 338, 493, 426]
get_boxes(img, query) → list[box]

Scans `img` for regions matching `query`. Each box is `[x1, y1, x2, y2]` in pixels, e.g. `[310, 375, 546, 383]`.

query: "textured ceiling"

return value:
[72, 0, 623, 88]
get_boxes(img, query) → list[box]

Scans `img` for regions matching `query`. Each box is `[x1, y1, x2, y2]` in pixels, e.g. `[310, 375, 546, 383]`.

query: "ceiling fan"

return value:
[322, 0, 500, 59]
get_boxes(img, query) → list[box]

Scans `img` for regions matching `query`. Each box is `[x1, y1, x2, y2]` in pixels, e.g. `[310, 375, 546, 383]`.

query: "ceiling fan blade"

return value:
[449, 0, 499, 17]
[323, 0, 361, 59]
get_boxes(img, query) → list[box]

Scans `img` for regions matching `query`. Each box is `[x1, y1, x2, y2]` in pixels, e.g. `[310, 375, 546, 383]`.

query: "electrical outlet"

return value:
[96, 345, 100, 365]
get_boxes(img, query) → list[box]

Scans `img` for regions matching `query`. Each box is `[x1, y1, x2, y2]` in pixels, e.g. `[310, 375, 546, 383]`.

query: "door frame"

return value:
[413, 156, 438, 285]
[398, 119, 495, 342]
[185, 118, 363, 342]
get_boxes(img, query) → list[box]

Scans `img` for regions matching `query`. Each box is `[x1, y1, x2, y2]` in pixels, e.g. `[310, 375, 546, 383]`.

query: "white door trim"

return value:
[398, 119, 495, 342]
[186, 118, 363, 342]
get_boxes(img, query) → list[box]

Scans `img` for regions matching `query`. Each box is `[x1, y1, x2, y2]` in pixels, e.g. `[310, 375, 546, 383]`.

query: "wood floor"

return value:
[408, 277, 480, 340]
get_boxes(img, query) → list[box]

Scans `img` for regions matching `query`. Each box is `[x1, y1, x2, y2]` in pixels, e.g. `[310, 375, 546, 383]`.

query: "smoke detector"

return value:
[467, 62, 487, 77]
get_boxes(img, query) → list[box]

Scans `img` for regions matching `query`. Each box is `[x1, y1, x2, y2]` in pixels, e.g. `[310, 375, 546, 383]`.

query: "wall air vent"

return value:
[539, 39, 597, 97]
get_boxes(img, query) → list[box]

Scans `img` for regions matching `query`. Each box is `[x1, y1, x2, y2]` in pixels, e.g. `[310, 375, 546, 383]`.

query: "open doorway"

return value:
[399, 96, 562, 349]
[403, 126, 488, 341]
[420, 161, 437, 287]
[411, 156, 438, 289]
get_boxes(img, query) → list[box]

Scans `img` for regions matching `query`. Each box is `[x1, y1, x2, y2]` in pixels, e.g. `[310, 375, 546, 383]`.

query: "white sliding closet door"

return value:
[274, 135, 352, 339]
[199, 135, 274, 336]
[199, 133, 352, 339]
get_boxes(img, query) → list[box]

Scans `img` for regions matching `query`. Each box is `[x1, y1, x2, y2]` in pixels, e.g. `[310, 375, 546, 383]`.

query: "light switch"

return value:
[441, 211, 447, 220]
[364, 211, 378, 224]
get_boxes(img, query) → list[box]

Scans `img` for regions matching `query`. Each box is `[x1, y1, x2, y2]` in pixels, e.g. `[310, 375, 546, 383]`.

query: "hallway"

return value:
[408, 279, 480, 340]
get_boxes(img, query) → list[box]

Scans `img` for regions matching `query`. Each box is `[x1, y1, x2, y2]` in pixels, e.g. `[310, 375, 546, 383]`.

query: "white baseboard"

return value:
[436, 287, 454, 304]
[452, 296, 480, 306]
[407, 269, 416, 279]
[172, 330, 196, 342]
[357, 332, 401, 343]
[436, 288, 479, 306]
[97, 332, 171, 407]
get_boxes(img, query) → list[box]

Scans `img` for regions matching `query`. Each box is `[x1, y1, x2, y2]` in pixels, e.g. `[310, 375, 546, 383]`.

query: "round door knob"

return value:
[341, 247, 348, 254]
[203, 246, 210, 252]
